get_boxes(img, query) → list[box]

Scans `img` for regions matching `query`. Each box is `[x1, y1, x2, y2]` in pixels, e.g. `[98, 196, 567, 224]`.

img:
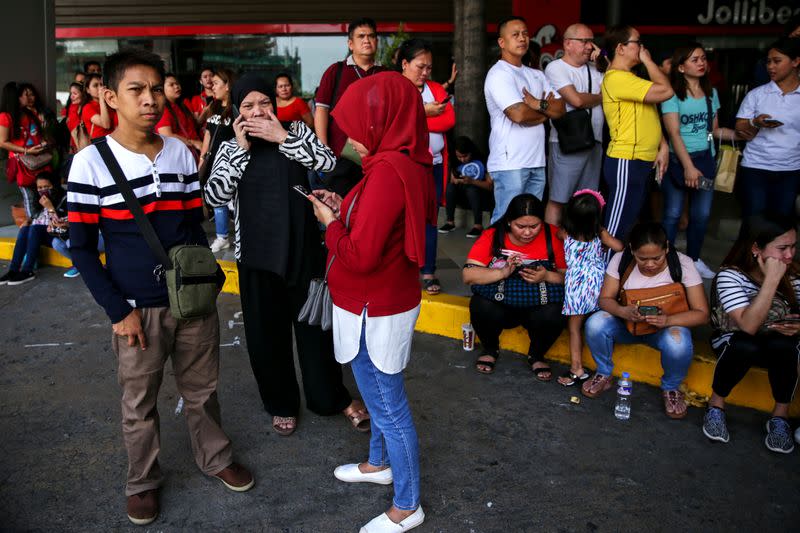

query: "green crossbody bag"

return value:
[96, 138, 225, 320]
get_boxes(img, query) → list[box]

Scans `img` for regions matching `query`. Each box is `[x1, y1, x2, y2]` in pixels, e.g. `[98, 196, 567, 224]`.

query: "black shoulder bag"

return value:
[95, 137, 225, 320]
[551, 64, 596, 154]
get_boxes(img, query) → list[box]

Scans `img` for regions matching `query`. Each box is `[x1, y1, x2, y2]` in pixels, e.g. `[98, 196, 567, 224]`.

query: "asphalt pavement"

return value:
[1, 266, 798, 532]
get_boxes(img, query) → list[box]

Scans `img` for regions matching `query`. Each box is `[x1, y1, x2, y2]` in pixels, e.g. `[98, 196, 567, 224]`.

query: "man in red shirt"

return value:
[314, 17, 386, 195]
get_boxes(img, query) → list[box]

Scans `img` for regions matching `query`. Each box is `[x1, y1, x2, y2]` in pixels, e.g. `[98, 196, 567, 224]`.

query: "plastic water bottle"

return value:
[614, 372, 632, 420]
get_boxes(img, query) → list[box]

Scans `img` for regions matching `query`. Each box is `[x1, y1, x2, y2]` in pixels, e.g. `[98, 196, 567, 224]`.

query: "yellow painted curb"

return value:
[3, 236, 797, 416]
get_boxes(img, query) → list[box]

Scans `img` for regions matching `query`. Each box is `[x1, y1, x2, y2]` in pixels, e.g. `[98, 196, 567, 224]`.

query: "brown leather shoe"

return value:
[213, 462, 255, 492]
[581, 373, 613, 398]
[126, 489, 158, 526]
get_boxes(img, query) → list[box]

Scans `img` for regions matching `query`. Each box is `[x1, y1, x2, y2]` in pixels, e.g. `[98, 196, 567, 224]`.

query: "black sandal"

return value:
[423, 278, 441, 295]
[558, 369, 591, 387]
[475, 353, 498, 374]
[528, 357, 552, 382]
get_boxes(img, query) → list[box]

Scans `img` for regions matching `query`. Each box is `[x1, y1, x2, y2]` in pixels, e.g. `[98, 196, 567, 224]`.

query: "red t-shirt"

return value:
[155, 101, 200, 140]
[276, 97, 310, 122]
[467, 225, 567, 269]
[189, 93, 214, 115]
[81, 100, 117, 138]
[0, 111, 44, 147]
[316, 59, 387, 155]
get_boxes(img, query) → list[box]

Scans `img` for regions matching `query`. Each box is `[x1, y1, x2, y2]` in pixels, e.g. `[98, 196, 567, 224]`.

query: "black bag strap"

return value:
[329, 61, 346, 112]
[94, 137, 173, 270]
[585, 64, 592, 118]
[705, 95, 714, 151]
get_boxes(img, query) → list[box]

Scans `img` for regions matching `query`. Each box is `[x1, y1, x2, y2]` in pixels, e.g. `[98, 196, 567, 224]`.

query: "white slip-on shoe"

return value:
[333, 463, 393, 485]
[694, 259, 716, 279]
[210, 236, 230, 253]
[359, 506, 425, 533]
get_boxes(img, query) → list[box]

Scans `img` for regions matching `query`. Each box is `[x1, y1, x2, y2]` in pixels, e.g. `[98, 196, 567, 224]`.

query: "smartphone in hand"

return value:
[292, 184, 311, 197]
[762, 119, 783, 127]
[638, 305, 660, 316]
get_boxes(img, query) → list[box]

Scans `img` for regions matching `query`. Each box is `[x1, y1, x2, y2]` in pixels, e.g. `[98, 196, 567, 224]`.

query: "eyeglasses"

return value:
[565, 37, 594, 44]
[624, 40, 643, 46]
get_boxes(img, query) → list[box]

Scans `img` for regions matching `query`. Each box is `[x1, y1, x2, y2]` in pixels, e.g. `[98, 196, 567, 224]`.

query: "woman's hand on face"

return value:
[307, 194, 337, 227]
[683, 165, 702, 189]
[233, 115, 250, 151]
[243, 109, 289, 144]
[757, 255, 787, 283]
[519, 265, 547, 284]
[424, 102, 447, 117]
[643, 313, 668, 329]
[38, 195, 53, 209]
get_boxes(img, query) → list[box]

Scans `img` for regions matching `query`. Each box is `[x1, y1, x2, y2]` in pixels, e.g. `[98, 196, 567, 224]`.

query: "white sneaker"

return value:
[359, 506, 425, 533]
[334, 463, 393, 485]
[210, 236, 230, 253]
[694, 259, 716, 279]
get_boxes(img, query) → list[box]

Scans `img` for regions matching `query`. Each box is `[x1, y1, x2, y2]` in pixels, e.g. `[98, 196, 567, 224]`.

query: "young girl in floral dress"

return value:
[558, 190, 623, 386]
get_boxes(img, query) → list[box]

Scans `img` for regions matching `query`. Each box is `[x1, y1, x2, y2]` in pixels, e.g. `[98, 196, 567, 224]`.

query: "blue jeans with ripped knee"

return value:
[584, 310, 694, 390]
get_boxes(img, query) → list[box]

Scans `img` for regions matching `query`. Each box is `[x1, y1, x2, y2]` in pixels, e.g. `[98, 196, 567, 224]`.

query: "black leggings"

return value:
[469, 296, 566, 362]
[711, 332, 800, 404]
[237, 263, 352, 417]
[445, 182, 492, 226]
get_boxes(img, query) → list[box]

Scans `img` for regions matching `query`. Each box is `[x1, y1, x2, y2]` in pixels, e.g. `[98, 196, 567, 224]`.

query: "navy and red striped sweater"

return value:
[67, 135, 206, 323]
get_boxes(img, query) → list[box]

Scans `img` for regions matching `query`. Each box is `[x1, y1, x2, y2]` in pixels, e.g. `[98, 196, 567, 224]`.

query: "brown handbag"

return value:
[618, 262, 689, 336]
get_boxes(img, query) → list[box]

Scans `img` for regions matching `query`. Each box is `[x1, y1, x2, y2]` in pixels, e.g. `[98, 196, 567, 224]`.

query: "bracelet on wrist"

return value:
[749, 118, 759, 128]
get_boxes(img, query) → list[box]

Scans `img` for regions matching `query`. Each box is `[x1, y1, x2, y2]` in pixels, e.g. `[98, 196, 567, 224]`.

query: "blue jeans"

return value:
[9, 224, 49, 272]
[490, 167, 546, 224]
[661, 150, 715, 261]
[52, 234, 105, 262]
[214, 206, 229, 238]
[584, 311, 694, 390]
[350, 320, 420, 511]
[737, 166, 800, 218]
[422, 163, 444, 275]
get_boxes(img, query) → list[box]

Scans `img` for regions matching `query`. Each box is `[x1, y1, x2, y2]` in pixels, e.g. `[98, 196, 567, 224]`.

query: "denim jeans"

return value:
[490, 167, 546, 224]
[350, 320, 420, 511]
[52, 234, 105, 262]
[661, 150, 715, 261]
[422, 163, 444, 275]
[584, 311, 694, 390]
[9, 224, 49, 272]
[737, 166, 800, 218]
[214, 206, 229, 238]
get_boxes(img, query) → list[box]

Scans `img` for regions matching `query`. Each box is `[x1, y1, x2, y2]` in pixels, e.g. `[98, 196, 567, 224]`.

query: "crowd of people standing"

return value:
[1, 12, 799, 533]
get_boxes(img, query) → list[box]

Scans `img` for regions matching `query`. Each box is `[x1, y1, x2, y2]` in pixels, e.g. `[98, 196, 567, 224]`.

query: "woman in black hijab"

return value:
[204, 74, 370, 436]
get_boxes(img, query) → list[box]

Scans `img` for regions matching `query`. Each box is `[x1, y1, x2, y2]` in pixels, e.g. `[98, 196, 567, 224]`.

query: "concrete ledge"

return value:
[3, 237, 797, 416]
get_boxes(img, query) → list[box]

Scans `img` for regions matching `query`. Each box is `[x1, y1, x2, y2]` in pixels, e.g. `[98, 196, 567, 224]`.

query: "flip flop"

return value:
[475, 353, 498, 374]
[558, 370, 591, 387]
[423, 278, 441, 295]
[528, 358, 552, 382]
[272, 416, 297, 436]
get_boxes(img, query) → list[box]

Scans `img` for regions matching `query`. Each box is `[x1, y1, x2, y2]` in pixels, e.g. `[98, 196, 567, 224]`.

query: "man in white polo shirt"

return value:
[484, 15, 565, 224]
[543, 23, 605, 226]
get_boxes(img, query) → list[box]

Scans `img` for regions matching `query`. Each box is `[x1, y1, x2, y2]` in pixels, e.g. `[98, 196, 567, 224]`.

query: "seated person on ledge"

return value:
[438, 135, 494, 239]
[582, 222, 709, 420]
[705, 214, 800, 454]
[463, 193, 566, 380]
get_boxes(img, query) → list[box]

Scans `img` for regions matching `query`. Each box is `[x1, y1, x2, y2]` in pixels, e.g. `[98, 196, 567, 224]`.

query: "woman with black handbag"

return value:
[463, 193, 567, 379]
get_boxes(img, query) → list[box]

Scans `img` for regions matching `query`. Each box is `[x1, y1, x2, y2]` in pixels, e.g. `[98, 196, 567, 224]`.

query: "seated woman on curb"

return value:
[463, 194, 567, 379]
[582, 222, 709, 419]
[705, 214, 799, 454]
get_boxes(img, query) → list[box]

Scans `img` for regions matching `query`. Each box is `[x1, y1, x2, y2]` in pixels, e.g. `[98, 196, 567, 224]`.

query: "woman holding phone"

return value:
[307, 71, 435, 532]
[734, 37, 800, 218]
[705, 214, 800, 454]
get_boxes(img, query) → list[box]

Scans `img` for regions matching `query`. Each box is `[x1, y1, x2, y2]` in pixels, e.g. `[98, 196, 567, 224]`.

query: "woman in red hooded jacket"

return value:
[308, 71, 434, 533]
[398, 38, 456, 296]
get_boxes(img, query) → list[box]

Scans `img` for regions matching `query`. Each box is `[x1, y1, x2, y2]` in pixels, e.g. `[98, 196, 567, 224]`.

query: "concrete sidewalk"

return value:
[1, 267, 798, 532]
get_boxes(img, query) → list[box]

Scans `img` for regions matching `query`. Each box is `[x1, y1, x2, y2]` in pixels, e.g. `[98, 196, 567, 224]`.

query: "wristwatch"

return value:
[538, 99, 549, 112]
